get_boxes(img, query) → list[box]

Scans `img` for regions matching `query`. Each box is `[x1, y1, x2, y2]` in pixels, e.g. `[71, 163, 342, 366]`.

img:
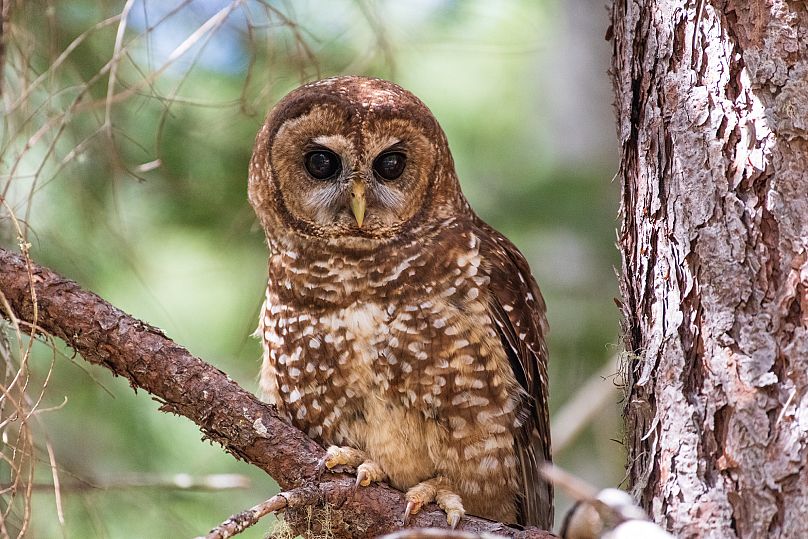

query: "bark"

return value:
[0, 248, 555, 539]
[610, 1, 808, 538]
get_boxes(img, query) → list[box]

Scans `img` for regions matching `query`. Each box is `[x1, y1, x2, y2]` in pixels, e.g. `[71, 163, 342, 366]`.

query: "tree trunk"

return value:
[610, 1, 808, 538]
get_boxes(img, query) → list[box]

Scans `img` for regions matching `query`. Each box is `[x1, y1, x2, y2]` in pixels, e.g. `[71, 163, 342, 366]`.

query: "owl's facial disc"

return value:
[298, 140, 407, 231]
[270, 105, 437, 241]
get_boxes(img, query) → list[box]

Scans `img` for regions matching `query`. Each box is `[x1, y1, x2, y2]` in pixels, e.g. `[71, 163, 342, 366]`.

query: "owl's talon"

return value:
[356, 460, 385, 486]
[404, 477, 465, 529]
[321, 445, 364, 471]
[351, 460, 384, 499]
[350, 470, 366, 499]
[318, 446, 386, 499]
[317, 451, 339, 479]
[316, 457, 330, 479]
[403, 500, 421, 524]
[355, 468, 369, 489]
[448, 511, 461, 530]
[437, 489, 465, 529]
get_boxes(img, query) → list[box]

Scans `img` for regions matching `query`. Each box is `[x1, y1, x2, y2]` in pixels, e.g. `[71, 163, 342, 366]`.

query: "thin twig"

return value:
[550, 354, 620, 454]
[0, 473, 251, 493]
[200, 493, 288, 539]
[540, 463, 598, 504]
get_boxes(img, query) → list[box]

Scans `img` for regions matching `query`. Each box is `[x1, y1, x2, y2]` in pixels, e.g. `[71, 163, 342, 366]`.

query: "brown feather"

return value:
[475, 219, 553, 528]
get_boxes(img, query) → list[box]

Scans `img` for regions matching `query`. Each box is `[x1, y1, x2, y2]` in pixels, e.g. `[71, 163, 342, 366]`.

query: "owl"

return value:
[248, 76, 552, 530]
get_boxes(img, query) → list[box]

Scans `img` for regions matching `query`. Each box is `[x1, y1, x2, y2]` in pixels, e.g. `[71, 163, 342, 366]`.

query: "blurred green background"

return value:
[0, 1, 622, 537]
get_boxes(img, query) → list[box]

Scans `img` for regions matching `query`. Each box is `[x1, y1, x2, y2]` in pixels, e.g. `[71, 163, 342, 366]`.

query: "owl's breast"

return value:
[258, 295, 391, 435]
[258, 232, 524, 492]
[260, 285, 519, 427]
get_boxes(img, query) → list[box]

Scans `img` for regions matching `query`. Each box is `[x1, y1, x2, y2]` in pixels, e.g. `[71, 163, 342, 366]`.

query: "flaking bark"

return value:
[610, 1, 808, 537]
[0, 248, 555, 539]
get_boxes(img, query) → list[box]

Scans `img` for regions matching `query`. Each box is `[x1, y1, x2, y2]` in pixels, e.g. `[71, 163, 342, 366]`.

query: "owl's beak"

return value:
[350, 180, 366, 228]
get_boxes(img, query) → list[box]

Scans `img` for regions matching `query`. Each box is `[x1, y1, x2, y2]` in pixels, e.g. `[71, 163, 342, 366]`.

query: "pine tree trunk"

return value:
[610, 1, 808, 537]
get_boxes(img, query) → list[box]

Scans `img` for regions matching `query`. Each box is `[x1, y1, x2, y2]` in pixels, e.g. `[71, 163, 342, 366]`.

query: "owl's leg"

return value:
[404, 476, 465, 529]
[319, 445, 387, 488]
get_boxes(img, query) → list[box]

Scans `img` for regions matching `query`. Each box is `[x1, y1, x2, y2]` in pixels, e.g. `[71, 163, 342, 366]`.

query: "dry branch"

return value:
[0, 247, 555, 539]
[201, 492, 288, 539]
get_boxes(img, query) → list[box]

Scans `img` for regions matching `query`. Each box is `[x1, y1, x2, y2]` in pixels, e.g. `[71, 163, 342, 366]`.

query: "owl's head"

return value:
[249, 77, 464, 248]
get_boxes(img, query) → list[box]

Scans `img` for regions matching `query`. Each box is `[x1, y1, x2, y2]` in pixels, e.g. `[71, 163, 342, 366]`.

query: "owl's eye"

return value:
[304, 150, 341, 180]
[373, 152, 406, 181]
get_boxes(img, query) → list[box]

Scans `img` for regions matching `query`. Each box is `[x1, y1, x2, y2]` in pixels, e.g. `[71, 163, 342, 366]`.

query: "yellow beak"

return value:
[350, 180, 366, 228]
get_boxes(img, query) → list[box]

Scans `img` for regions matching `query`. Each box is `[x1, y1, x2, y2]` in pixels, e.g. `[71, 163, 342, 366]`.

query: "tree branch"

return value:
[0, 248, 555, 539]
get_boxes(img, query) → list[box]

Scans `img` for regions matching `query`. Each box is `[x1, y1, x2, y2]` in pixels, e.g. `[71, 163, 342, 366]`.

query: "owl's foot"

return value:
[319, 445, 365, 472]
[403, 477, 465, 529]
[318, 445, 386, 490]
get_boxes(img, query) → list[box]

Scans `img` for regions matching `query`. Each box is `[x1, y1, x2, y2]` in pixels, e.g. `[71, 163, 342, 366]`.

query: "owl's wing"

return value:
[475, 221, 553, 529]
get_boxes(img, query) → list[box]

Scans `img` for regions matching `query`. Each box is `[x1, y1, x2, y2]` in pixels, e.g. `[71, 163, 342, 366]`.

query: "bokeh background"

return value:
[0, 1, 622, 537]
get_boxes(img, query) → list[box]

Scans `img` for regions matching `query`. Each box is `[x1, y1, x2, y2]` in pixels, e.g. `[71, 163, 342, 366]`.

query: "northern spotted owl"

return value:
[249, 76, 553, 529]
